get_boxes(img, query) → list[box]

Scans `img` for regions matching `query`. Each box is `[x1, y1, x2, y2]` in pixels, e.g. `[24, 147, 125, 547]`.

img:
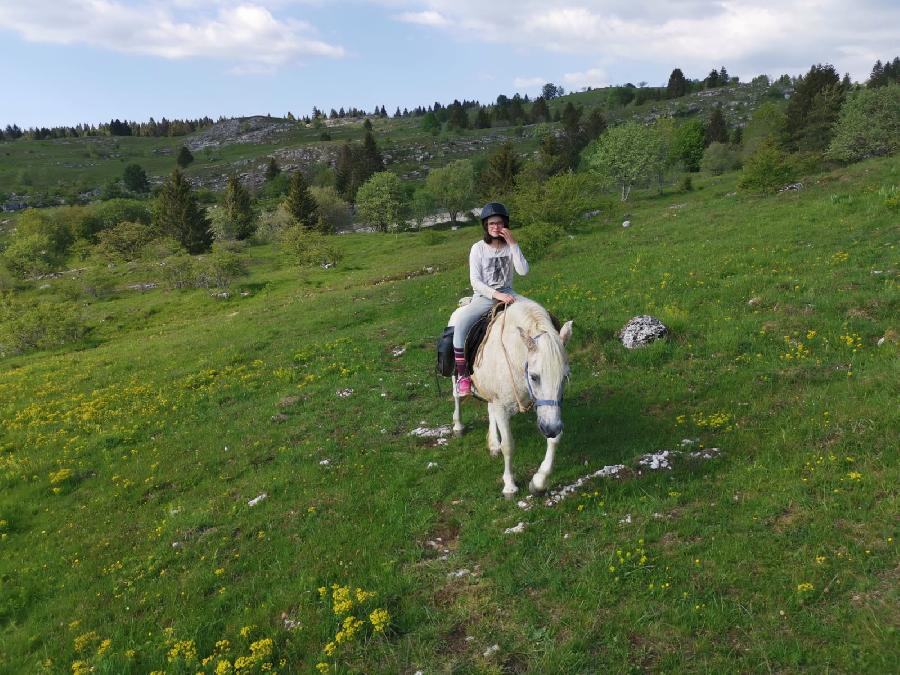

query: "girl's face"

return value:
[485, 216, 506, 238]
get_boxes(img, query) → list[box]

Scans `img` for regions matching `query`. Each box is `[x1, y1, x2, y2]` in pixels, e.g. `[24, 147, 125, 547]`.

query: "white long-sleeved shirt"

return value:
[469, 240, 529, 298]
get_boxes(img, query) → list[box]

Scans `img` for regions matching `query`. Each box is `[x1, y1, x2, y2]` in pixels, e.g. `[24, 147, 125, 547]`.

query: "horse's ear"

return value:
[517, 327, 537, 351]
[559, 320, 573, 345]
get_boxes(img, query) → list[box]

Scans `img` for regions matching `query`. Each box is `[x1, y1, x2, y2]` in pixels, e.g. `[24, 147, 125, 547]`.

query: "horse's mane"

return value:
[508, 299, 567, 370]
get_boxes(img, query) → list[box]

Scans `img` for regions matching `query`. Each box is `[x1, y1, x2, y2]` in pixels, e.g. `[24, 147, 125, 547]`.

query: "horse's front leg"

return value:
[487, 401, 501, 457]
[529, 432, 561, 495]
[493, 406, 517, 498]
[451, 375, 464, 436]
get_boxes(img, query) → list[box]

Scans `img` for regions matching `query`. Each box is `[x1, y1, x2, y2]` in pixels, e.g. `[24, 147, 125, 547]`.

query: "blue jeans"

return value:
[452, 290, 516, 349]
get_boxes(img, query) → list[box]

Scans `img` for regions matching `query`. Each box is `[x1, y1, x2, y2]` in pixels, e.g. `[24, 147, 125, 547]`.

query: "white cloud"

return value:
[563, 67, 609, 89]
[383, 0, 900, 81]
[0, 1, 345, 70]
[513, 76, 546, 89]
[394, 10, 448, 26]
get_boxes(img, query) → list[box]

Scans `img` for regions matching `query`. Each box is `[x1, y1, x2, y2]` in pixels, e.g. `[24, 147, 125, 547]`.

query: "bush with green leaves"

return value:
[424, 159, 475, 225]
[518, 220, 566, 260]
[281, 225, 343, 268]
[96, 221, 157, 262]
[2, 233, 57, 278]
[195, 248, 249, 289]
[310, 186, 352, 234]
[15, 208, 75, 259]
[160, 253, 198, 290]
[738, 138, 797, 193]
[512, 171, 605, 230]
[355, 172, 408, 232]
[701, 142, 743, 175]
[0, 293, 86, 357]
[827, 84, 900, 163]
[585, 121, 665, 201]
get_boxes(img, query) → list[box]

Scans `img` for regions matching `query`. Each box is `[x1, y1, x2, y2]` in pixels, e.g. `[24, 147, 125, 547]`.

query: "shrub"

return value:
[518, 220, 565, 260]
[16, 208, 74, 258]
[512, 171, 604, 230]
[160, 254, 198, 290]
[196, 249, 249, 289]
[0, 293, 86, 357]
[281, 226, 343, 268]
[96, 221, 157, 261]
[310, 186, 352, 234]
[701, 142, 742, 175]
[738, 139, 797, 193]
[2, 233, 57, 278]
[256, 204, 295, 242]
[827, 84, 900, 163]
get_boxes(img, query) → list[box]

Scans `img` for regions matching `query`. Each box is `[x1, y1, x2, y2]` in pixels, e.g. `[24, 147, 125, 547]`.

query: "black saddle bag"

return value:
[436, 326, 455, 377]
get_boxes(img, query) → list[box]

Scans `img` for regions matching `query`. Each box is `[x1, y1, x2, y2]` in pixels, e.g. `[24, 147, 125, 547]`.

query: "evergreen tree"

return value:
[480, 142, 521, 198]
[446, 103, 469, 131]
[335, 143, 354, 198]
[176, 145, 194, 168]
[719, 66, 729, 83]
[705, 106, 729, 146]
[223, 175, 256, 240]
[530, 97, 550, 123]
[584, 109, 607, 141]
[704, 69, 721, 88]
[357, 131, 383, 185]
[474, 107, 492, 129]
[265, 157, 281, 181]
[122, 163, 150, 193]
[154, 168, 212, 253]
[667, 68, 688, 98]
[284, 171, 318, 229]
[783, 63, 846, 150]
[363, 118, 373, 131]
[421, 112, 441, 135]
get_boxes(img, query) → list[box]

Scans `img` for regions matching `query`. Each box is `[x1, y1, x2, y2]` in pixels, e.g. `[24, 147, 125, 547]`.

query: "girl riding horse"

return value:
[453, 202, 529, 395]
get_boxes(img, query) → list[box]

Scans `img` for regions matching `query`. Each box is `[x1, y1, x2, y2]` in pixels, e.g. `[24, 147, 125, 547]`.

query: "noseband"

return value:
[525, 334, 564, 408]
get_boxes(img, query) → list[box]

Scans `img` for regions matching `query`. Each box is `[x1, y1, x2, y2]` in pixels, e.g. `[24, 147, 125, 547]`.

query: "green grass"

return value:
[1, 156, 897, 673]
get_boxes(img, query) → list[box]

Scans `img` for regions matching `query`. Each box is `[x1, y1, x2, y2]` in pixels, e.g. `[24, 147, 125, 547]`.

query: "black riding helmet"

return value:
[480, 202, 509, 224]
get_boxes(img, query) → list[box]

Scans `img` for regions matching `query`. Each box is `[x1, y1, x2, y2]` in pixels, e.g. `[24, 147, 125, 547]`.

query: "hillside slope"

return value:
[1, 156, 897, 672]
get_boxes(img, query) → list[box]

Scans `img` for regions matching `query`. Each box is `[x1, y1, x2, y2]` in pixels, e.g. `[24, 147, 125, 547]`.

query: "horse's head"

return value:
[518, 320, 573, 439]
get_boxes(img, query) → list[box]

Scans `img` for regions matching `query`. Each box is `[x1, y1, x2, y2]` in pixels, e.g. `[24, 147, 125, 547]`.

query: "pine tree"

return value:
[705, 106, 728, 146]
[667, 68, 687, 98]
[480, 142, 521, 198]
[335, 143, 354, 199]
[284, 171, 318, 229]
[719, 66, 729, 84]
[356, 131, 383, 187]
[154, 168, 212, 253]
[223, 175, 256, 240]
[530, 97, 550, 123]
[704, 69, 720, 88]
[363, 118, 373, 131]
[584, 109, 607, 141]
[122, 163, 149, 193]
[265, 157, 280, 181]
[176, 145, 194, 168]
[474, 107, 492, 129]
[784, 63, 845, 150]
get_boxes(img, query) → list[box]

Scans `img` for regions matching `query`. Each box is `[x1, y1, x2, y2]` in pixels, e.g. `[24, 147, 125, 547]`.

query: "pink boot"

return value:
[456, 376, 472, 396]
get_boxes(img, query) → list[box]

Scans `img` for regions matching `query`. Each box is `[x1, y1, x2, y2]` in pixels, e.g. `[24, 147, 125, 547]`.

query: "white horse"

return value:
[448, 297, 573, 498]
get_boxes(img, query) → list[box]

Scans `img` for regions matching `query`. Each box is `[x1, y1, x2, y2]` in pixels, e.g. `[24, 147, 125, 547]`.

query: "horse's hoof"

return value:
[453, 426, 464, 438]
[502, 487, 518, 500]
[528, 479, 546, 496]
[489, 447, 501, 457]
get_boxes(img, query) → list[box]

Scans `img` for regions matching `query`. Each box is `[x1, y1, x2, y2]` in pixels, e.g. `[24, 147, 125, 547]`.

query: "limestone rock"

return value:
[620, 315, 669, 349]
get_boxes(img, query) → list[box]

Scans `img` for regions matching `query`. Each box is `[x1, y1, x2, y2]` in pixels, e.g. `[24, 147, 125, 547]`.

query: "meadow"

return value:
[0, 155, 897, 673]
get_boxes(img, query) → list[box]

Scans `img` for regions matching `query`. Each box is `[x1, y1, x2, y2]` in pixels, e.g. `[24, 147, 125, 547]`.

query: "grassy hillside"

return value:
[1, 156, 897, 672]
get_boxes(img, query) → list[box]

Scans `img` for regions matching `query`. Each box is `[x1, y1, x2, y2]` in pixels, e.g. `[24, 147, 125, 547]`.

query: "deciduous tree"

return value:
[425, 159, 475, 225]
[585, 121, 665, 201]
[355, 172, 408, 232]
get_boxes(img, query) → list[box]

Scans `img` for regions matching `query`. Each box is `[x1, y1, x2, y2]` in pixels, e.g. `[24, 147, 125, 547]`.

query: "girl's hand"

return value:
[499, 227, 517, 246]
[494, 291, 515, 304]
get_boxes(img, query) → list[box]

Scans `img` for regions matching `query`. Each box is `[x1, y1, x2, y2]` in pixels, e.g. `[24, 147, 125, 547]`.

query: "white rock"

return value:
[504, 522, 526, 534]
[248, 493, 267, 507]
[622, 220, 631, 228]
[619, 315, 669, 349]
[483, 644, 500, 657]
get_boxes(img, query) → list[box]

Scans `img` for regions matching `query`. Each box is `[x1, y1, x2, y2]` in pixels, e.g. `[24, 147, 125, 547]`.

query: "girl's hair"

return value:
[482, 215, 510, 244]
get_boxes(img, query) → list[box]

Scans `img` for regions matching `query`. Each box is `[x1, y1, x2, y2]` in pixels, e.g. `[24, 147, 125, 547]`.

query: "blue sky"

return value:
[2, 1, 897, 128]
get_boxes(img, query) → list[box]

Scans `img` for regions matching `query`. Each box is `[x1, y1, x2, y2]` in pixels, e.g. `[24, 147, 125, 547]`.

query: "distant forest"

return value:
[2, 57, 897, 143]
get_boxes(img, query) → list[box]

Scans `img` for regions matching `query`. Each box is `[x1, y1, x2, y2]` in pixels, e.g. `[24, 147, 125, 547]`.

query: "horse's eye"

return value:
[530, 373, 540, 383]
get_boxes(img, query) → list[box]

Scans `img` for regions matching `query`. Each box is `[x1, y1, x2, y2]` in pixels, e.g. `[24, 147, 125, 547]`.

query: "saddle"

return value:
[436, 305, 506, 377]
[436, 304, 561, 377]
